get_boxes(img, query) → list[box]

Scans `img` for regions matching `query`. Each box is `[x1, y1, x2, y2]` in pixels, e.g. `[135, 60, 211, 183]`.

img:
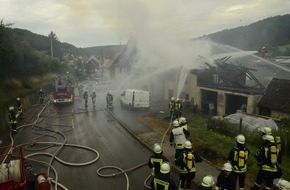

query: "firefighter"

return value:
[169, 120, 190, 165]
[199, 175, 215, 190]
[177, 140, 202, 190]
[8, 106, 17, 133]
[83, 90, 89, 108]
[90, 92, 96, 107]
[260, 127, 282, 178]
[78, 84, 84, 97]
[273, 178, 290, 190]
[216, 163, 236, 190]
[39, 89, 44, 103]
[150, 162, 178, 190]
[148, 143, 169, 177]
[252, 135, 282, 190]
[169, 97, 175, 119]
[179, 117, 188, 130]
[227, 134, 250, 190]
[106, 91, 113, 108]
[16, 97, 23, 120]
[174, 98, 183, 119]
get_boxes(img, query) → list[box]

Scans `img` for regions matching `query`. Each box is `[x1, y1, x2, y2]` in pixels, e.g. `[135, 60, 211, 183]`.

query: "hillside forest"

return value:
[0, 14, 290, 106]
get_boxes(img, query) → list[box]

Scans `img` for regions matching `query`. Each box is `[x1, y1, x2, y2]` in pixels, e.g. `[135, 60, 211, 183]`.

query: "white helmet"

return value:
[201, 175, 215, 187]
[184, 140, 192, 149]
[153, 143, 162, 154]
[265, 135, 275, 143]
[17, 97, 20, 101]
[236, 134, 245, 144]
[171, 97, 175, 101]
[262, 127, 272, 135]
[160, 162, 170, 174]
[9, 106, 14, 111]
[223, 163, 233, 172]
[274, 178, 290, 190]
[40, 89, 43, 92]
[175, 98, 180, 102]
[179, 117, 186, 124]
[172, 120, 179, 127]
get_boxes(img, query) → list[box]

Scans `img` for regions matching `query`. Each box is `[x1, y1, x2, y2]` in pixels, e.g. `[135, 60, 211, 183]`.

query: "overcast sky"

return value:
[1, 0, 289, 48]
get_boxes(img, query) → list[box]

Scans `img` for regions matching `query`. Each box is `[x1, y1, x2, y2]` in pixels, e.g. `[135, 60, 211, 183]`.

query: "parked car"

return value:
[120, 89, 150, 110]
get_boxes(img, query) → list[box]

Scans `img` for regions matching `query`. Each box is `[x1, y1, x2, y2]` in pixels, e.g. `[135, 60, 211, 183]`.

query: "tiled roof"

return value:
[258, 78, 290, 113]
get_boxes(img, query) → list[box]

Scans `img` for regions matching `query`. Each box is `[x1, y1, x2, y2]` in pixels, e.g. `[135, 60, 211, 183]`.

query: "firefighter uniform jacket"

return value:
[177, 149, 202, 173]
[255, 142, 282, 172]
[148, 153, 168, 176]
[174, 101, 182, 111]
[228, 145, 250, 173]
[169, 100, 175, 111]
[106, 94, 113, 104]
[150, 175, 178, 190]
[169, 127, 190, 149]
[9, 110, 17, 124]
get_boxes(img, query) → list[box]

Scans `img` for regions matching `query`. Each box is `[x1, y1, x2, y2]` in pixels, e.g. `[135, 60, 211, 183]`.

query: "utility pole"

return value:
[48, 31, 57, 58]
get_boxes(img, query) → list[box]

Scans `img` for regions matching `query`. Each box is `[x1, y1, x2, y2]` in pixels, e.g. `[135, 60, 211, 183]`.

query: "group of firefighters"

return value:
[8, 89, 45, 133]
[147, 96, 289, 190]
[77, 84, 113, 109]
[7, 93, 290, 190]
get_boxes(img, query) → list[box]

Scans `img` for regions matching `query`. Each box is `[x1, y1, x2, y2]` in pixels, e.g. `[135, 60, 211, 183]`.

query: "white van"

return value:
[120, 89, 150, 110]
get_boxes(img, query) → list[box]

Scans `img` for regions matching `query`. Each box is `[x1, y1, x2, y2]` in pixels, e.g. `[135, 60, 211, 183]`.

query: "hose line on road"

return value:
[4, 97, 101, 190]
[143, 112, 175, 189]
[96, 162, 147, 190]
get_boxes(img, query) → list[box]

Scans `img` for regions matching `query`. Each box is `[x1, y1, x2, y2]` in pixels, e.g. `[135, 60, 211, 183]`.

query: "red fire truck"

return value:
[53, 77, 74, 104]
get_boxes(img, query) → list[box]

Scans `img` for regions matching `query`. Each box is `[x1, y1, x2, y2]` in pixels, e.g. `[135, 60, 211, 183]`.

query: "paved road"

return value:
[1, 81, 153, 190]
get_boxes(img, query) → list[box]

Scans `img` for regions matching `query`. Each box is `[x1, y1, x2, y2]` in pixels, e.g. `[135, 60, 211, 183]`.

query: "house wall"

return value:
[164, 73, 262, 116]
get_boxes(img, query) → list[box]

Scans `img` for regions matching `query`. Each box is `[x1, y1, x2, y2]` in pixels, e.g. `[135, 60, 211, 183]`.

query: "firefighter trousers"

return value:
[253, 169, 277, 190]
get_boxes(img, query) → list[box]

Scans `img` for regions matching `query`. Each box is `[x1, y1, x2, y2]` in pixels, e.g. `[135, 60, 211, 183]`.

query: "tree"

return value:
[48, 31, 58, 58]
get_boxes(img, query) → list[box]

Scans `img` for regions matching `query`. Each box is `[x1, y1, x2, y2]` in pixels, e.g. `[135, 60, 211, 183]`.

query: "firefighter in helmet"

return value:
[252, 135, 282, 190]
[150, 162, 178, 190]
[16, 97, 23, 120]
[179, 117, 188, 130]
[168, 97, 175, 119]
[260, 127, 282, 178]
[39, 89, 44, 103]
[83, 90, 89, 108]
[216, 162, 236, 190]
[174, 98, 183, 119]
[177, 140, 202, 190]
[169, 120, 190, 165]
[148, 143, 168, 177]
[227, 134, 250, 190]
[199, 175, 215, 190]
[90, 91, 97, 108]
[106, 91, 113, 108]
[8, 106, 17, 133]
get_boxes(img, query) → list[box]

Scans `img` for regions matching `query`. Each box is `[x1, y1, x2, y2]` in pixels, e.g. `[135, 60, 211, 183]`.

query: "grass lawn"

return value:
[149, 111, 290, 183]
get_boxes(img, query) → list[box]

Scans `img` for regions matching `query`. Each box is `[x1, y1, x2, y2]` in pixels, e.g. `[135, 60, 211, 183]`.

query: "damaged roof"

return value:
[258, 78, 290, 113]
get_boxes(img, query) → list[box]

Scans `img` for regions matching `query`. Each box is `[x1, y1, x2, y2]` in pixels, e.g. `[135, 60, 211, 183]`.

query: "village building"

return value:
[103, 40, 290, 119]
